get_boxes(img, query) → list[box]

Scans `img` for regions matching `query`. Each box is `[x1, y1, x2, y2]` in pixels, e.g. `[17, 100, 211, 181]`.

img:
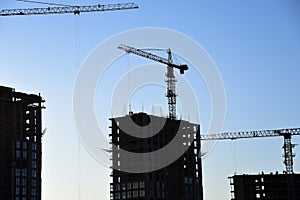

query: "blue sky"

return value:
[1, 1, 300, 200]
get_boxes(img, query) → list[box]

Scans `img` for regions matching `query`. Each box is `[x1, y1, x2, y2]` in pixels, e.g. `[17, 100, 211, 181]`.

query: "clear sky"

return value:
[1, 1, 300, 200]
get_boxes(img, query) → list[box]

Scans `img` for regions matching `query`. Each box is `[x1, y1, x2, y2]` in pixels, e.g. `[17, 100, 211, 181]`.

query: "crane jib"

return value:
[0, 3, 139, 16]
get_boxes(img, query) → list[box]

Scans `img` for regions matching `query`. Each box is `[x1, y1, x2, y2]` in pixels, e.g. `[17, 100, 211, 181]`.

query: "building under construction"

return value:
[0, 86, 45, 200]
[109, 112, 203, 200]
[114, 44, 300, 200]
[229, 173, 300, 200]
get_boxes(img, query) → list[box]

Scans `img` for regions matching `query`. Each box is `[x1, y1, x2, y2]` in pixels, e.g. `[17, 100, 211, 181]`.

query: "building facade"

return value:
[109, 112, 203, 200]
[0, 86, 45, 200]
[229, 173, 300, 200]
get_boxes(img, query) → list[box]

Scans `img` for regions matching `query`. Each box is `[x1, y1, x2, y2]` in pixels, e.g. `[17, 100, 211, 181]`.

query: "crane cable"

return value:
[232, 140, 237, 175]
[74, 14, 81, 200]
[127, 53, 132, 114]
[16, 0, 73, 7]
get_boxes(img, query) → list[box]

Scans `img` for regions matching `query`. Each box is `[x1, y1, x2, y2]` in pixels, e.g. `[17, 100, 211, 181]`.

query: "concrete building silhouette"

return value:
[229, 173, 300, 200]
[109, 112, 203, 200]
[0, 86, 45, 200]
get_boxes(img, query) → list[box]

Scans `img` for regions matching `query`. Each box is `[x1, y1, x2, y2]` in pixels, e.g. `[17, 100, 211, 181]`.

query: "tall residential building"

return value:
[229, 173, 300, 200]
[109, 112, 203, 200]
[0, 86, 45, 200]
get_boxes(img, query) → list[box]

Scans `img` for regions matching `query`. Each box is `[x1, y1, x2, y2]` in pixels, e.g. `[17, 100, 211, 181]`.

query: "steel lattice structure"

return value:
[0, 3, 138, 16]
[118, 44, 188, 73]
[200, 128, 300, 140]
[200, 128, 300, 174]
[118, 44, 188, 119]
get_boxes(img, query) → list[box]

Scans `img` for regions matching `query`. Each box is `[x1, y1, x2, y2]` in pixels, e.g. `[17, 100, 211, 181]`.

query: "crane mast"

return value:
[0, 3, 138, 16]
[118, 44, 188, 119]
[200, 128, 300, 174]
[166, 49, 177, 120]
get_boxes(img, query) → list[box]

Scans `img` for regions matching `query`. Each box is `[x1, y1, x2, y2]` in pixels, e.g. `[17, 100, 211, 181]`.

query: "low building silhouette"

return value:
[229, 173, 300, 200]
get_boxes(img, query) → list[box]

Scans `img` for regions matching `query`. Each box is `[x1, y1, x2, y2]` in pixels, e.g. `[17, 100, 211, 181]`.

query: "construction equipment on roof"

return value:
[118, 44, 188, 120]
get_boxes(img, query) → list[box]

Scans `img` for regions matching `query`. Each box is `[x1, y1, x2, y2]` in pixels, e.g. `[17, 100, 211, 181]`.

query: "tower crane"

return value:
[200, 128, 300, 174]
[0, 2, 138, 16]
[118, 44, 188, 119]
